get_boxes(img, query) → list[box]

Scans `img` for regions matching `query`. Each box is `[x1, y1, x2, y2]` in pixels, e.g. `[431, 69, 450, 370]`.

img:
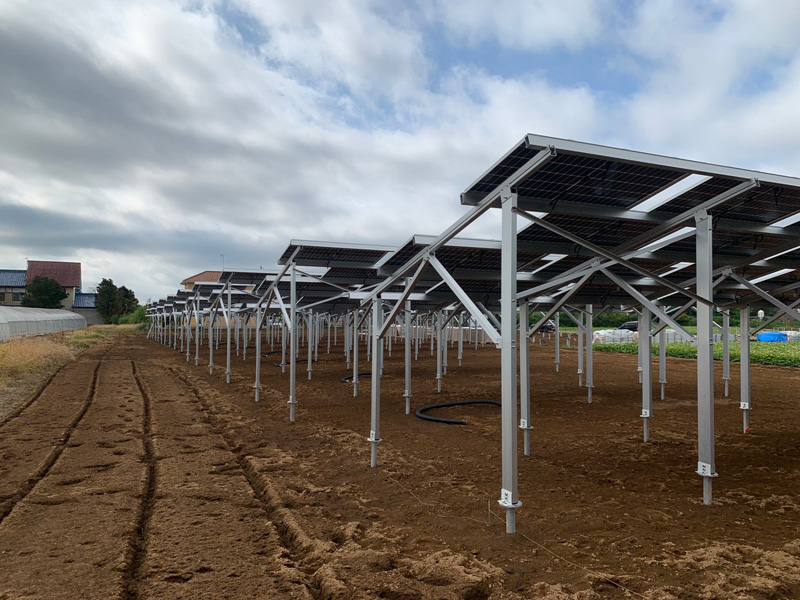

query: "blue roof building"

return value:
[0, 270, 26, 287]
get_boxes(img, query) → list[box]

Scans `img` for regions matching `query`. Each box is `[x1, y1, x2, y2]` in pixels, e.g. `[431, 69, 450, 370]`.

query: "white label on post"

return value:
[499, 488, 514, 506]
[641, 409, 651, 418]
[740, 402, 750, 410]
[519, 419, 528, 429]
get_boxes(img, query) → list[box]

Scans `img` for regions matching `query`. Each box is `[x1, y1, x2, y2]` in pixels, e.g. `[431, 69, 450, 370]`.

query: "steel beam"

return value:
[528, 272, 593, 336]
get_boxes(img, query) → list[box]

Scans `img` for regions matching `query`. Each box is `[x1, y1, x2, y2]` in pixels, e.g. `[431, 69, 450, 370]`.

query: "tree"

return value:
[21, 276, 68, 309]
[95, 279, 141, 323]
[96, 278, 123, 322]
[119, 286, 139, 313]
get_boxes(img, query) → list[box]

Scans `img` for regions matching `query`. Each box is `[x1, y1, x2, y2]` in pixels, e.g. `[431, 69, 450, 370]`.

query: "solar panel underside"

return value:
[453, 136, 800, 308]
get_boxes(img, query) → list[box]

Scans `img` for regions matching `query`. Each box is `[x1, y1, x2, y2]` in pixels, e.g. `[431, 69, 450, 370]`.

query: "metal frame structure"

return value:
[148, 133, 800, 536]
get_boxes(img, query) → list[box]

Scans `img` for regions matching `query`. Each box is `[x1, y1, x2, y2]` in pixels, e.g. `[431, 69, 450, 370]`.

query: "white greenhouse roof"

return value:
[0, 307, 86, 341]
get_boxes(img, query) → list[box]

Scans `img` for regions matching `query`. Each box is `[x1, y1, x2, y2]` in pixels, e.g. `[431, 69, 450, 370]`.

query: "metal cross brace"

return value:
[600, 268, 694, 342]
[429, 255, 501, 346]
[730, 273, 800, 324]
[513, 208, 712, 306]
[362, 147, 556, 306]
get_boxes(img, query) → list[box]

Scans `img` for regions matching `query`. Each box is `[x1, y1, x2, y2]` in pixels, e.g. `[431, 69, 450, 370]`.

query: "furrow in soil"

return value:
[131, 360, 313, 599]
[0, 350, 146, 599]
[0, 359, 102, 525]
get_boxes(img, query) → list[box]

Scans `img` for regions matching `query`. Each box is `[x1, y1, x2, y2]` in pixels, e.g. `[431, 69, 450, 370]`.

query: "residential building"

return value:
[0, 270, 26, 306]
[26, 261, 82, 309]
[181, 270, 221, 290]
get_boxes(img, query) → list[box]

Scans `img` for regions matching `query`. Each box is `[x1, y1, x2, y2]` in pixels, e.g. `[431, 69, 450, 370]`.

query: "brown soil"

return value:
[1, 330, 799, 599]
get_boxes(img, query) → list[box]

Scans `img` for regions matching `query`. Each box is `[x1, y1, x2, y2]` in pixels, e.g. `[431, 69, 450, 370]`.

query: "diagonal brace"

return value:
[429, 255, 502, 346]
[529, 272, 594, 336]
[601, 268, 694, 342]
[514, 208, 713, 306]
[378, 259, 429, 339]
[730, 274, 800, 324]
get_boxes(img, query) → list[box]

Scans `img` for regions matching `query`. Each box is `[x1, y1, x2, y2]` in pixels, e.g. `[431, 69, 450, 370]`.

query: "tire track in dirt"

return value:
[134, 362, 313, 599]
[167, 366, 330, 599]
[0, 359, 102, 525]
[0, 350, 146, 599]
[165, 364, 508, 600]
[119, 360, 157, 600]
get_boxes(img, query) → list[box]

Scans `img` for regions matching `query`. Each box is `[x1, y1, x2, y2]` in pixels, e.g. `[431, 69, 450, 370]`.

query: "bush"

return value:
[592, 340, 800, 367]
[119, 305, 147, 324]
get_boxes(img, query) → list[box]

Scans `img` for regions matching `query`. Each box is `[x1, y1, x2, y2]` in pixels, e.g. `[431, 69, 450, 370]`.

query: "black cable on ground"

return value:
[341, 372, 371, 382]
[415, 400, 501, 425]
[273, 359, 318, 366]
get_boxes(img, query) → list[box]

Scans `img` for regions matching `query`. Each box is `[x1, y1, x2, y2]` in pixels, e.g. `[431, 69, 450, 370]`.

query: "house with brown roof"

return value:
[180, 271, 221, 290]
[26, 261, 82, 309]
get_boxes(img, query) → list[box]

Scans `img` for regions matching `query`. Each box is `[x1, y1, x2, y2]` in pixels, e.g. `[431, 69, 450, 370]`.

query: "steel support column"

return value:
[307, 313, 313, 380]
[519, 302, 533, 456]
[658, 329, 667, 400]
[586, 305, 593, 403]
[499, 188, 521, 533]
[226, 286, 232, 384]
[289, 264, 297, 421]
[640, 307, 652, 441]
[695, 209, 717, 504]
[554, 314, 560, 372]
[404, 280, 412, 415]
[369, 299, 383, 467]
[740, 307, 751, 432]
[254, 305, 262, 402]
[436, 310, 443, 393]
[353, 310, 360, 397]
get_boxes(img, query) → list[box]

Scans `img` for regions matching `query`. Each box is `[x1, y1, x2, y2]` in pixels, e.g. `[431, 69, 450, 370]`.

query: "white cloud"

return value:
[619, 0, 800, 169]
[428, 0, 610, 51]
[3, 0, 800, 304]
[230, 0, 429, 100]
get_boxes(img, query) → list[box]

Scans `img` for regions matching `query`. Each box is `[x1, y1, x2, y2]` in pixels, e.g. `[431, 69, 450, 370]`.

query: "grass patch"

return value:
[593, 341, 800, 367]
[0, 337, 76, 379]
[0, 325, 124, 378]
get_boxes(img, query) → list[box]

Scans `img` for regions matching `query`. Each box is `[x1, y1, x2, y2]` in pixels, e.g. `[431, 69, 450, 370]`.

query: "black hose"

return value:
[341, 372, 371, 382]
[273, 359, 317, 366]
[415, 400, 501, 425]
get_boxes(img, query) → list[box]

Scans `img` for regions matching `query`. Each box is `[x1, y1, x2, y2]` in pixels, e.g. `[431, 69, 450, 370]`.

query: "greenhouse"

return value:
[0, 306, 86, 341]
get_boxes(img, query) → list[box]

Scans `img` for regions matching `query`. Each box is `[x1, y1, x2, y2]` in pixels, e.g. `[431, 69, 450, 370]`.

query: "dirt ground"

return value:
[1, 329, 799, 599]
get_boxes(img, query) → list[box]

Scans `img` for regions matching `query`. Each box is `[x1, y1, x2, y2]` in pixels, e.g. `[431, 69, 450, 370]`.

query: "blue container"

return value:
[757, 331, 788, 342]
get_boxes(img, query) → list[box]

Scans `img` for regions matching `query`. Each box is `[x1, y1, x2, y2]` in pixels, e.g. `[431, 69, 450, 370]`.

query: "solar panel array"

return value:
[150, 134, 800, 317]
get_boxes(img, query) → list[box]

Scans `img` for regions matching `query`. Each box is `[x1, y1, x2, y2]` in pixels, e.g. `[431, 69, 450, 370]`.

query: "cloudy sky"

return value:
[3, 0, 800, 302]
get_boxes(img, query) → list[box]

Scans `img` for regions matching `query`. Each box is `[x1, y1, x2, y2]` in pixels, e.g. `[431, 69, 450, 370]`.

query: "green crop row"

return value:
[591, 341, 800, 367]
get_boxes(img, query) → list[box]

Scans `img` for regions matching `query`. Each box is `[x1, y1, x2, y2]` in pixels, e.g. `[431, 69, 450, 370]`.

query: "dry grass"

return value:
[0, 337, 76, 379]
[0, 325, 128, 378]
